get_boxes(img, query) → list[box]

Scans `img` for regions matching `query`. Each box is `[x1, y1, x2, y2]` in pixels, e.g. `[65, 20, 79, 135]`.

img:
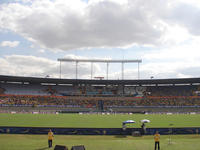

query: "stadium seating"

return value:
[1, 80, 200, 113]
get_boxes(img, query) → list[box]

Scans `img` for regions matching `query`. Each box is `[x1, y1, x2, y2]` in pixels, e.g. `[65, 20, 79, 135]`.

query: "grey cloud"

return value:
[161, 2, 200, 36]
[1, 0, 200, 51]
[0, 0, 163, 51]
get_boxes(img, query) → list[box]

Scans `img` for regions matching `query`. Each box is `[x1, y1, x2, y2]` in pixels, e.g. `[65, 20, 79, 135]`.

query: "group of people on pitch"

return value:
[48, 129, 161, 150]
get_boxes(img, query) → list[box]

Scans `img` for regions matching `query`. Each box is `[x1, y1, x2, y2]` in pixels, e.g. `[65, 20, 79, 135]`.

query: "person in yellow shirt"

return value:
[48, 129, 54, 148]
[154, 131, 160, 150]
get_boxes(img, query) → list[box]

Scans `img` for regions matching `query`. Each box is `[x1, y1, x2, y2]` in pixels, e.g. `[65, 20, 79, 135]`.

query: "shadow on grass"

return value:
[114, 135, 127, 138]
[35, 147, 49, 150]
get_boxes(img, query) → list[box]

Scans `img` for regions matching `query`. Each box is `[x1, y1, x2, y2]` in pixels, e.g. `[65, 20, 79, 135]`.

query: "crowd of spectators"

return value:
[1, 94, 200, 108]
[0, 95, 97, 108]
[1, 84, 200, 108]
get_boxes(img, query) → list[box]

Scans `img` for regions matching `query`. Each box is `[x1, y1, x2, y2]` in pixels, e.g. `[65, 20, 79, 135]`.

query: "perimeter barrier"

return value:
[0, 127, 199, 135]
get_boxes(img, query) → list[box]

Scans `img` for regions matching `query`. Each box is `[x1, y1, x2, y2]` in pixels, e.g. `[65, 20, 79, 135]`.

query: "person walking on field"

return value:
[141, 123, 146, 135]
[154, 131, 160, 150]
[48, 129, 54, 148]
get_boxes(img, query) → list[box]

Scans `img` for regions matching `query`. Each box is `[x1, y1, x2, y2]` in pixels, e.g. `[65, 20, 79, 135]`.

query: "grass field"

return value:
[0, 113, 200, 150]
[0, 113, 200, 128]
[0, 134, 200, 150]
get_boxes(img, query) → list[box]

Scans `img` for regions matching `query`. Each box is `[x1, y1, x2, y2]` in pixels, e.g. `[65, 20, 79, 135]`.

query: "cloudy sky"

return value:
[1, 0, 200, 79]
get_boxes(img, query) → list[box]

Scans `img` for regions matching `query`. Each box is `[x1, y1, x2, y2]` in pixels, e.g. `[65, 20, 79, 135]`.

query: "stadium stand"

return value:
[1, 75, 200, 113]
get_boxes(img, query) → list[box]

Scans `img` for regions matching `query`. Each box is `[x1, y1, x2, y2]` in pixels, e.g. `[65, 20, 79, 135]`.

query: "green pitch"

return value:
[0, 134, 200, 150]
[0, 113, 200, 128]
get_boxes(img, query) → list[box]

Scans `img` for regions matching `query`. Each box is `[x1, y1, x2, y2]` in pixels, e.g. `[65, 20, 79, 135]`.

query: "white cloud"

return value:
[0, 54, 102, 79]
[139, 38, 200, 79]
[0, 0, 200, 51]
[1, 52, 200, 79]
[39, 49, 45, 53]
[30, 44, 35, 48]
[139, 61, 200, 79]
[0, 54, 141, 79]
[1, 0, 200, 79]
[143, 38, 200, 61]
[0, 55, 58, 77]
[175, 0, 200, 8]
[1, 0, 200, 51]
[0, 41, 20, 47]
[0, 0, 165, 51]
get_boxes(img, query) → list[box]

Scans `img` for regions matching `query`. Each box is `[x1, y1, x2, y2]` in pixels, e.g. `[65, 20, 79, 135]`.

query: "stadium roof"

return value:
[1, 75, 200, 86]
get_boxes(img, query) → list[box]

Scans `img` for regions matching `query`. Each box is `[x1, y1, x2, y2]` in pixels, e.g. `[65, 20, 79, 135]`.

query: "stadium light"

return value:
[57, 58, 142, 80]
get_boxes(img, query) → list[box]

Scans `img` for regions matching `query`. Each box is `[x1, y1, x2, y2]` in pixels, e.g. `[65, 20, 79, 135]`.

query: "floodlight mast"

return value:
[57, 58, 142, 80]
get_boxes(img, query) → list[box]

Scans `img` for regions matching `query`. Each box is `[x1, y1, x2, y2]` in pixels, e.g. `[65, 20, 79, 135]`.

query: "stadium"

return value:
[1, 0, 200, 150]
[1, 74, 200, 114]
[1, 68, 200, 150]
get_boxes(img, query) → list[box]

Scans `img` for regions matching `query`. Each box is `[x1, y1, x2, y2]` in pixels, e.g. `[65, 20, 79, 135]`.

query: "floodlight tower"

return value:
[57, 58, 142, 79]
